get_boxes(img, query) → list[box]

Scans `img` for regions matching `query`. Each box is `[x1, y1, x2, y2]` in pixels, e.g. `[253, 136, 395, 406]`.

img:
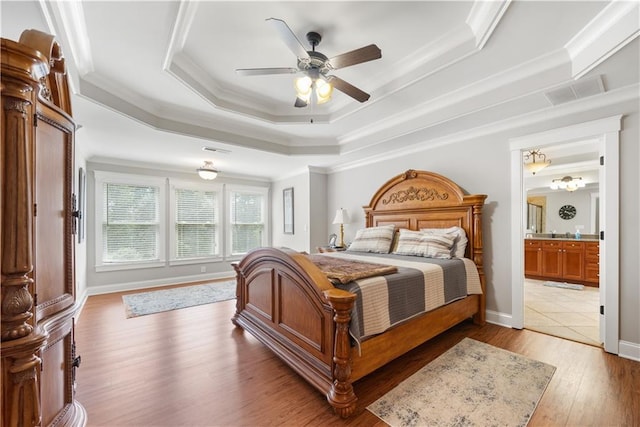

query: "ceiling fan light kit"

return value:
[236, 18, 381, 108]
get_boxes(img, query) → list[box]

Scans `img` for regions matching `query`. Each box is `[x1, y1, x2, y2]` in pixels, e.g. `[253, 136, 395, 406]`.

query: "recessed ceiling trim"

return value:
[466, 0, 512, 49]
[333, 89, 632, 175]
[162, 0, 199, 70]
[564, 0, 640, 79]
[40, 0, 94, 75]
[339, 48, 569, 147]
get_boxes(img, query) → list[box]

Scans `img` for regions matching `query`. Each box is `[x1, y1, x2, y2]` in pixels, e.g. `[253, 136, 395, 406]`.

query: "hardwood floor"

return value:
[75, 283, 640, 426]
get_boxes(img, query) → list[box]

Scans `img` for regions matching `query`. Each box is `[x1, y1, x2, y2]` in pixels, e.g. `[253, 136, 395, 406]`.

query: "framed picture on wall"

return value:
[283, 187, 294, 234]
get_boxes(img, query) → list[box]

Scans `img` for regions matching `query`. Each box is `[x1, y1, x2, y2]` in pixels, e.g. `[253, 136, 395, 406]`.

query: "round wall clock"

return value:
[558, 204, 577, 220]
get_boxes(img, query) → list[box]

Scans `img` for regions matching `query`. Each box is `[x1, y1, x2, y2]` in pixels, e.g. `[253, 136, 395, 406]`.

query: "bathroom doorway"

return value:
[510, 116, 621, 354]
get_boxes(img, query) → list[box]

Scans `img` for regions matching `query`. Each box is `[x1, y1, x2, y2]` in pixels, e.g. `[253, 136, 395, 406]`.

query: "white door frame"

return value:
[509, 115, 620, 354]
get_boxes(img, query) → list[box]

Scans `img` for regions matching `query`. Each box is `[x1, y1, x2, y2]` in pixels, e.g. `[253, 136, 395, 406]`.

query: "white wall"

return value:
[272, 172, 309, 251]
[327, 111, 639, 349]
[271, 168, 328, 253]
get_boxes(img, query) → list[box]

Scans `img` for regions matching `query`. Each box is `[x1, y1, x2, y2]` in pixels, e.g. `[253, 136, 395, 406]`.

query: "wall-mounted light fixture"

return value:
[197, 161, 218, 180]
[523, 149, 551, 175]
[550, 176, 585, 192]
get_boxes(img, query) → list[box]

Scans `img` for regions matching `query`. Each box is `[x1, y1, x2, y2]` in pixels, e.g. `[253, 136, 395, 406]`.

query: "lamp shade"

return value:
[332, 208, 348, 224]
[197, 161, 218, 180]
[523, 149, 550, 175]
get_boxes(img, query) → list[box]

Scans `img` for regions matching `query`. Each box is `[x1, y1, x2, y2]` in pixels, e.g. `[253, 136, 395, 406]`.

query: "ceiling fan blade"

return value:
[236, 67, 298, 76]
[266, 18, 310, 60]
[329, 76, 371, 103]
[294, 97, 308, 108]
[329, 44, 382, 70]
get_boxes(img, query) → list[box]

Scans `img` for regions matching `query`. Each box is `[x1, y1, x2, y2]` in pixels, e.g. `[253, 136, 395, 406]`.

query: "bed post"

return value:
[472, 202, 486, 325]
[323, 289, 357, 418]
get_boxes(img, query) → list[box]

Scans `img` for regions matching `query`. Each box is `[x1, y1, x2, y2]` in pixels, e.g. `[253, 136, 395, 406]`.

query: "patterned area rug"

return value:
[368, 338, 556, 427]
[122, 281, 236, 318]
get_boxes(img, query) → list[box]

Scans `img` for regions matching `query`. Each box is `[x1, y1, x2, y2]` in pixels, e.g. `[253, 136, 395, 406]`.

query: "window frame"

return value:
[94, 171, 167, 272]
[169, 179, 223, 265]
[225, 185, 270, 259]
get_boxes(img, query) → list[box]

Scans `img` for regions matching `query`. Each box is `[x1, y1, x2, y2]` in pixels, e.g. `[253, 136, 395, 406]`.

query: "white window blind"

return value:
[175, 187, 218, 259]
[102, 182, 160, 263]
[230, 190, 266, 255]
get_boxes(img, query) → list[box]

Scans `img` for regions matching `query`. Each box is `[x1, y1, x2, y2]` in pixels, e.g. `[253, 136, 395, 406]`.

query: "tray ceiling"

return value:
[1, 1, 638, 180]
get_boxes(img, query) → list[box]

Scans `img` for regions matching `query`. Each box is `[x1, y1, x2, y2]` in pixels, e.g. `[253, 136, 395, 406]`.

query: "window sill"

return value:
[95, 261, 165, 273]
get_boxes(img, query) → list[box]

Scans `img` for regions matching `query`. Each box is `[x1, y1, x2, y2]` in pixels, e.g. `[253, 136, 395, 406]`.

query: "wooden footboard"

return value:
[231, 247, 359, 417]
[231, 246, 485, 418]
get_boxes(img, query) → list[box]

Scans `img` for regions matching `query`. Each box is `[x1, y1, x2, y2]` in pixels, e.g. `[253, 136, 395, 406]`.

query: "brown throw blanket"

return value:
[307, 254, 398, 284]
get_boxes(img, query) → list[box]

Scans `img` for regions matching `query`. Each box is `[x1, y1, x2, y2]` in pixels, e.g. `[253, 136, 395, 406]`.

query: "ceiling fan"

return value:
[236, 18, 382, 108]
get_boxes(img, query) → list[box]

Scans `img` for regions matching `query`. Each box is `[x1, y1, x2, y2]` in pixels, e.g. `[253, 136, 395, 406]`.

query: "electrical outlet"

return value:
[200, 266, 206, 273]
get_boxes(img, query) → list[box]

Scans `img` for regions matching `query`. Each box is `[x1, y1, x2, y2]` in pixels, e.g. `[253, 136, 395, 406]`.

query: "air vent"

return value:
[544, 75, 605, 106]
[202, 146, 231, 154]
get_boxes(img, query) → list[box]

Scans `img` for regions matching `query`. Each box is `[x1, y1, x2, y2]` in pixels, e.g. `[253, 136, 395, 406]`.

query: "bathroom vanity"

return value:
[524, 237, 599, 287]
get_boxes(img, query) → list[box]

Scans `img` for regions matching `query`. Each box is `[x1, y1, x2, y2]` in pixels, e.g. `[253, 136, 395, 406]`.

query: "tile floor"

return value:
[524, 278, 601, 347]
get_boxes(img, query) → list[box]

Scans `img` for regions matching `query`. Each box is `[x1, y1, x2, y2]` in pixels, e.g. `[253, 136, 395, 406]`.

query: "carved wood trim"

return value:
[2, 94, 35, 342]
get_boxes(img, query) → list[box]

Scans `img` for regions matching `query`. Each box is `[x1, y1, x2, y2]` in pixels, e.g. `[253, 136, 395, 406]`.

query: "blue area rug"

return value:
[122, 281, 236, 318]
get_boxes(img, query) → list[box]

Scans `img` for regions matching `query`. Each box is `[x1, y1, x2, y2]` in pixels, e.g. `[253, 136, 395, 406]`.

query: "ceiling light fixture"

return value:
[523, 149, 551, 175]
[197, 161, 218, 180]
[550, 176, 586, 192]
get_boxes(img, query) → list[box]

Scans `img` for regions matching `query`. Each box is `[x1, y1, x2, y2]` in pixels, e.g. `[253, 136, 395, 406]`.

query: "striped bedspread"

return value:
[318, 252, 482, 345]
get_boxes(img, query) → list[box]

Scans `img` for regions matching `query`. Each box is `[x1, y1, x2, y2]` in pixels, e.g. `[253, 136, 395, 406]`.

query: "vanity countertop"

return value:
[525, 236, 599, 242]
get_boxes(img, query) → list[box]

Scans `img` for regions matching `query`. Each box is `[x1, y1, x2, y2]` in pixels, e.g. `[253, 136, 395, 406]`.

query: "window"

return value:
[95, 172, 166, 270]
[94, 171, 267, 271]
[170, 182, 221, 262]
[227, 186, 269, 256]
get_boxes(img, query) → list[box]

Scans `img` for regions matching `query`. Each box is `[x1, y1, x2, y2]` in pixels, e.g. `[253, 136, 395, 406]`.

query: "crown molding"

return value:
[466, 0, 512, 49]
[565, 0, 640, 79]
[329, 86, 635, 175]
[339, 48, 570, 151]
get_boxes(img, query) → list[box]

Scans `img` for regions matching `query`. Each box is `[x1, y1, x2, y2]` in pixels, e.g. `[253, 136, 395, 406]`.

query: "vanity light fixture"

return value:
[197, 161, 218, 180]
[550, 176, 585, 192]
[523, 149, 551, 175]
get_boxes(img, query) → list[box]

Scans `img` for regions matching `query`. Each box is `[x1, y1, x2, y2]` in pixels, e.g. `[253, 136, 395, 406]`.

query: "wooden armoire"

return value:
[1, 30, 86, 426]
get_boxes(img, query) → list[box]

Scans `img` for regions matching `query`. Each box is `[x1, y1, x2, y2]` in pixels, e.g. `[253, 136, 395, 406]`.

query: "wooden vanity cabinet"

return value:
[524, 240, 542, 276]
[584, 242, 600, 284]
[525, 239, 596, 286]
[561, 241, 585, 282]
[541, 241, 563, 278]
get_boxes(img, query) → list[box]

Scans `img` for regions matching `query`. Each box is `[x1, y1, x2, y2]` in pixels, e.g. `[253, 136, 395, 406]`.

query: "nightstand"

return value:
[316, 246, 346, 253]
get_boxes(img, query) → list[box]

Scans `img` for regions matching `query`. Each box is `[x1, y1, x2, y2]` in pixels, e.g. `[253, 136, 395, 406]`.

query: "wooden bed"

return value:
[231, 169, 487, 417]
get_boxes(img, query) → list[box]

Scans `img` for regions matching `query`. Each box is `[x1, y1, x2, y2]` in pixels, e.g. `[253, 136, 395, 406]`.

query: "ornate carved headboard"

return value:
[364, 169, 487, 277]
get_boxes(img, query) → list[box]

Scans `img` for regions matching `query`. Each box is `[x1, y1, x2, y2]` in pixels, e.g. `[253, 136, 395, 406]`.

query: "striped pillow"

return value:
[392, 229, 455, 259]
[346, 224, 396, 253]
[421, 226, 468, 258]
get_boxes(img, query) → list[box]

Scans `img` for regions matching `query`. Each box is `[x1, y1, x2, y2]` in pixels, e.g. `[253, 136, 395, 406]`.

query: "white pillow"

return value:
[421, 226, 468, 258]
[392, 229, 455, 259]
[346, 224, 396, 253]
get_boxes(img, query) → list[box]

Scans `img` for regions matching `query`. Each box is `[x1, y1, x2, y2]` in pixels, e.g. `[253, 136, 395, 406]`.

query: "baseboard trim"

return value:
[485, 310, 513, 328]
[86, 272, 235, 296]
[618, 340, 640, 362]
